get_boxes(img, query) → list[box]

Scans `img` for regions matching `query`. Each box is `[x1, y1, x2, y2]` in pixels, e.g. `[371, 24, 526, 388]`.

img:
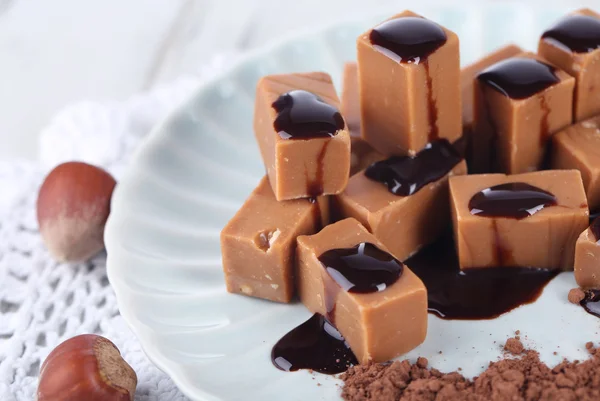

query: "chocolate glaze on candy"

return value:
[364, 139, 462, 196]
[272, 90, 342, 197]
[469, 182, 557, 219]
[318, 243, 403, 294]
[306, 140, 330, 198]
[369, 17, 447, 141]
[477, 57, 560, 100]
[591, 217, 600, 242]
[478, 58, 559, 169]
[271, 313, 358, 374]
[272, 90, 345, 140]
[542, 14, 600, 54]
[272, 243, 401, 373]
[308, 197, 323, 233]
[369, 17, 446, 64]
[407, 231, 559, 320]
[319, 242, 402, 325]
[580, 289, 600, 318]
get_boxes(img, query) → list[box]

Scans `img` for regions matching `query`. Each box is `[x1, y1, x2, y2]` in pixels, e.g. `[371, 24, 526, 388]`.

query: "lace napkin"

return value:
[0, 53, 236, 401]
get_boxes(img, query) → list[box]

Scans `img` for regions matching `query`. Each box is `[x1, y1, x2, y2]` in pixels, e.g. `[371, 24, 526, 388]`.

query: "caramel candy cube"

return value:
[357, 10, 461, 156]
[449, 170, 588, 270]
[461, 44, 523, 132]
[254, 72, 351, 201]
[336, 140, 466, 261]
[473, 52, 574, 174]
[341, 62, 361, 136]
[574, 218, 600, 289]
[340, 62, 384, 175]
[220, 177, 327, 302]
[552, 115, 600, 211]
[459, 44, 523, 172]
[296, 218, 427, 363]
[538, 8, 600, 122]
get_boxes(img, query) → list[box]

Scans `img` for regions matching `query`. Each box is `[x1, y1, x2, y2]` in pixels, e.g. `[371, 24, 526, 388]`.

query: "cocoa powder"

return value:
[341, 338, 600, 401]
[504, 337, 525, 355]
[569, 288, 586, 304]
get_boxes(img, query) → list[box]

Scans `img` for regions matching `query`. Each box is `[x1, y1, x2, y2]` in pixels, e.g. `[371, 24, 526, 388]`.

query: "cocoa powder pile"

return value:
[341, 338, 600, 401]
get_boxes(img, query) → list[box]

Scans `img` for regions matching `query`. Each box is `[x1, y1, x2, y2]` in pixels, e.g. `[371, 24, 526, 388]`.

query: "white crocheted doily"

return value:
[0, 54, 235, 401]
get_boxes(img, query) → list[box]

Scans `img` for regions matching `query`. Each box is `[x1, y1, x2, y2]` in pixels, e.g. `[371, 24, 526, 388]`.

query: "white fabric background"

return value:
[0, 54, 235, 400]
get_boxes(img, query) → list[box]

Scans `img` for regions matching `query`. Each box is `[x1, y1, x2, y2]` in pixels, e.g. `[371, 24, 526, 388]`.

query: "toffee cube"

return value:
[574, 218, 600, 289]
[357, 10, 462, 156]
[220, 177, 327, 302]
[254, 72, 351, 200]
[552, 113, 600, 212]
[538, 8, 600, 122]
[340, 62, 384, 175]
[449, 170, 589, 270]
[335, 140, 466, 261]
[296, 218, 427, 363]
[473, 52, 575, 174]
[459, 44, 523, 172]
[461, 44, 523, 133]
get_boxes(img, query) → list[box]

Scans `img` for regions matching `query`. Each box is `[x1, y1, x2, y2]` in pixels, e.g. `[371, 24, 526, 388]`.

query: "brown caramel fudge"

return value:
[574, 218, 600, 289]
[341, 62, 361, 136]
[336, 140, 466, 261]
[357, 10, 461, 156]
[473, 52, 575, 174]
[296, 218, 427, 363]
[449, 170, 588, 270]
[254, 72, 351, 200]
[538, 8, 600, 122]
[460, 44, 523, 172]
[340, 62, 384, 175]
[552, 116, 600, 211]
[220, 177, 328, 302]
[461, 44, 523, 131]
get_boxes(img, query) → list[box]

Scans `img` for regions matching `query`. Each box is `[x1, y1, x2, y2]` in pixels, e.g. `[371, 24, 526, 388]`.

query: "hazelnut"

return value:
[37, 161, 116, 262]
[37, 334, 137, 401]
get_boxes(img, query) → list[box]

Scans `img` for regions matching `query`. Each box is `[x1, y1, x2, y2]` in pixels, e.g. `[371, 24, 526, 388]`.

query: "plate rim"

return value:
[104, 3, 576, 400]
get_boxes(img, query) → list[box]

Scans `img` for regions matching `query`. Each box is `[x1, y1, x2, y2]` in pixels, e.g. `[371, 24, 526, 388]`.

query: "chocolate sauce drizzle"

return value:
[369, 16, 447, 63]
[469, 182, 557, 219]
[364, 139, 462, 196]
[579, 289, 600, 318]
[271, 231, 560, 373]
[318, 242, 403, 294]
[272, 90, 345, 140]
[308, 197, 323, 232]
[477, 58, 558, 172]
[407, 232, 559, 320]
[306, 140, 330, 198]
[369, 16, 446, 141]
[591, 217, 600, 242]
[491, 219, 514, 266]
[319, 242, 402, 325]
[477, 58, 559, 100]
[271, 313, 358, 374]
[542, 14, 600, 53]
[271, 243, 401, 373]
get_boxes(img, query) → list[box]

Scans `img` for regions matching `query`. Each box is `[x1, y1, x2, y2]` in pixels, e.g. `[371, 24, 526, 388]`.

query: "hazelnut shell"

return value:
[37, 334, 137, 401]
[37, 161, 116, 262]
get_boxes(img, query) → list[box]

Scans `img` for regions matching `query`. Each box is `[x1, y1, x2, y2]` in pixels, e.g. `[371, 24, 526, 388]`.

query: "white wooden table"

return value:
[0, 0, 593, 162]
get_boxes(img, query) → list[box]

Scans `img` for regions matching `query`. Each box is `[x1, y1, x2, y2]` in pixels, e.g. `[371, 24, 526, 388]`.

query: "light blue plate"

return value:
[105, 4, 598, 400]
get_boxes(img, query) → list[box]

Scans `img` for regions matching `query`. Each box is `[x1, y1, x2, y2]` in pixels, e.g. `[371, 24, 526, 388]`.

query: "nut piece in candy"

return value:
[36, 161, 116, 262]
[37, 334, 137, 401]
